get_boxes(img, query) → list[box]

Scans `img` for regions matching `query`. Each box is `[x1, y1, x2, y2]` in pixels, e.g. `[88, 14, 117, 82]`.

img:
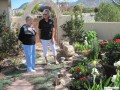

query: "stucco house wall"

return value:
[0, 0, 12, 26]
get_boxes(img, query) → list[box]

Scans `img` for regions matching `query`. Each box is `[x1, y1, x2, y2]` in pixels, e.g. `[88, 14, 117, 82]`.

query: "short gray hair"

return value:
[43, 9, 51, 16]
[26, 15, 34, 22]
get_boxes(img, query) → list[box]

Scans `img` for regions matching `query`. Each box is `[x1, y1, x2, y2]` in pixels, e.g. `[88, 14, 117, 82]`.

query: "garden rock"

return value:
[60, 40, 69, 48]
[3, 59, 12, 65]
[63, 45, 75, 57]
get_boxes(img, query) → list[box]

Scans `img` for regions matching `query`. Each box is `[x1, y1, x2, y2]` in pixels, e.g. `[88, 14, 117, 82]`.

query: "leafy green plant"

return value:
[0, 11, 6, 36]
[84, 78, 112, 90]
[14, 12, 23, 16]
[113, 34, 120, 40]
[51, 10, 56, 18]
[95, 3, 120, 22]
[1, 30, 21, 55]
[23, 4, 28, 10]
[87, 38, 99, 60]
[31, 4, 41, 14]
[83, 7, 94, 13]
[85, 30, 97, 44]
[74, 42, 91, 51]
[69, 60, 108, 90]
[113, 75, 120, 88]
[61, 14, 84, 43]
[70, 64, 92, 90]
[73, 3, 85, 14]
[62, 11, 73, 15]
[105, 40, 120, 65]
[11, 59, 20, 69]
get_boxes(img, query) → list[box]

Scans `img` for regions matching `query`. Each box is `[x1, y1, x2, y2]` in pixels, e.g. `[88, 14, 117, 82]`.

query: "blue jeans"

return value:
[23, 45, 36, 72]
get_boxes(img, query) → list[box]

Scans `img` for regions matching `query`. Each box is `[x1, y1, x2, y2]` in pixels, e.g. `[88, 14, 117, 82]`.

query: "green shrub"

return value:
[74, 42, 91, 51]
[63, 11, 73, 15]
[1, 30, 21, 56]
[83, 7, 94, 13]
[84, 30, 97, 44]
[87, 38, 99, 60]
[105, 40, 120, 65]
[0, 11, 6, 36]
[31, 4, 41, 14]
[113, 34, 120, 40]
[61, 15, 84, 43]
[95, 3, 120, 22]
[73, 3, 85, 14]
[14, 12, 23, 16]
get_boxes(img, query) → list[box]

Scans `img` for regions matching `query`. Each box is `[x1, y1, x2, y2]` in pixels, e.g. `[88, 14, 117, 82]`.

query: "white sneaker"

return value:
[28, 69, 36, 72]
[33, 68, 38, 70]
[46, 62, 51, 65]
[31, 70, 36, 72]
[55, 61, 59, 65]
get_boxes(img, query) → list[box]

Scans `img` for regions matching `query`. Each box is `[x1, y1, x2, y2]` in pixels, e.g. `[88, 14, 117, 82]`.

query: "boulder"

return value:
[63, 45, 75, 57]
[60, 40, 69, 48]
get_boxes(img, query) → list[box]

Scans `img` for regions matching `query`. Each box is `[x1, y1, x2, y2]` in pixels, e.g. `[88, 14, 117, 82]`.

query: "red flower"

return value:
[5, 27, 10, 32]
[80, 77, 84, 81]
[108, 38, 112, 41]
[84, 76, 88, 79]
[99, 41, 107, 45]
[115, 39, 120, 43]
[5, 30, 9, 32]
[76, 68, 82, 73]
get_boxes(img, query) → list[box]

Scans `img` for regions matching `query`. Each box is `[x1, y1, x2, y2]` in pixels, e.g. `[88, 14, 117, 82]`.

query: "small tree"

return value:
[61, 15, 84, 43]
[23, 5, 27, 10]
[0, 11, 6, 36]
[74, 3, 84, 13]
[95, 3, 120, 22]
[73, 3, 84, 18]
[31, 4, 41, 14]
[14, 12, 23, 16]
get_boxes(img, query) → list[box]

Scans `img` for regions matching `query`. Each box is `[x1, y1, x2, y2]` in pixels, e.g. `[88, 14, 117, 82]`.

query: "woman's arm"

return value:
[38, 29, 41, 39]
[38, 20, 42, 39]
[18, 27, 24, 42]
[51, 27, 55, 44]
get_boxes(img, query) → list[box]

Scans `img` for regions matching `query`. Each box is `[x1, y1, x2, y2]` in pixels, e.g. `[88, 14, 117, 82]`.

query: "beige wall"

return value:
[58, 16, 120, 40]
[12, 15, 120, 42]
[84, 22, 120, 40]
[58, 15, 71, 41]
[0, 0, 11, 26]
[0, 0, 8, 14]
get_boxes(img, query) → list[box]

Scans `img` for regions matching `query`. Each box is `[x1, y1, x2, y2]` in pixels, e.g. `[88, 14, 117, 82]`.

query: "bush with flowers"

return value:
[1, 30, 20, 55]
[111, 60, 120, 89]
[113, 34, 120, 40]
[99, 40, 108, 49]
[70, 64, 92, 89]
[0, 11, 21, 60]
[68, 59, 108, 90]
[105, 39, 120, 65]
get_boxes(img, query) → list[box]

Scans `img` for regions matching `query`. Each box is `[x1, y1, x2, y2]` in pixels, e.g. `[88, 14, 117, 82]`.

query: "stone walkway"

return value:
[6, 64, 71, 90]
[6, 79, 34, 90]
[6, 44, 74, 90]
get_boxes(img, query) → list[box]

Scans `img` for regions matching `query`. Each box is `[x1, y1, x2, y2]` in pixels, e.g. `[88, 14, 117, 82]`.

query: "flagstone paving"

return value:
[6, 79, 34, 90]
[5, 44, 74, 90]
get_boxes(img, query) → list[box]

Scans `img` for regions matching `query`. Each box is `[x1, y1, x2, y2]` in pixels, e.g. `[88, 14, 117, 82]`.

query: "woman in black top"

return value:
[38, 9, 59, 65]
[18, 15, 36, 72]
